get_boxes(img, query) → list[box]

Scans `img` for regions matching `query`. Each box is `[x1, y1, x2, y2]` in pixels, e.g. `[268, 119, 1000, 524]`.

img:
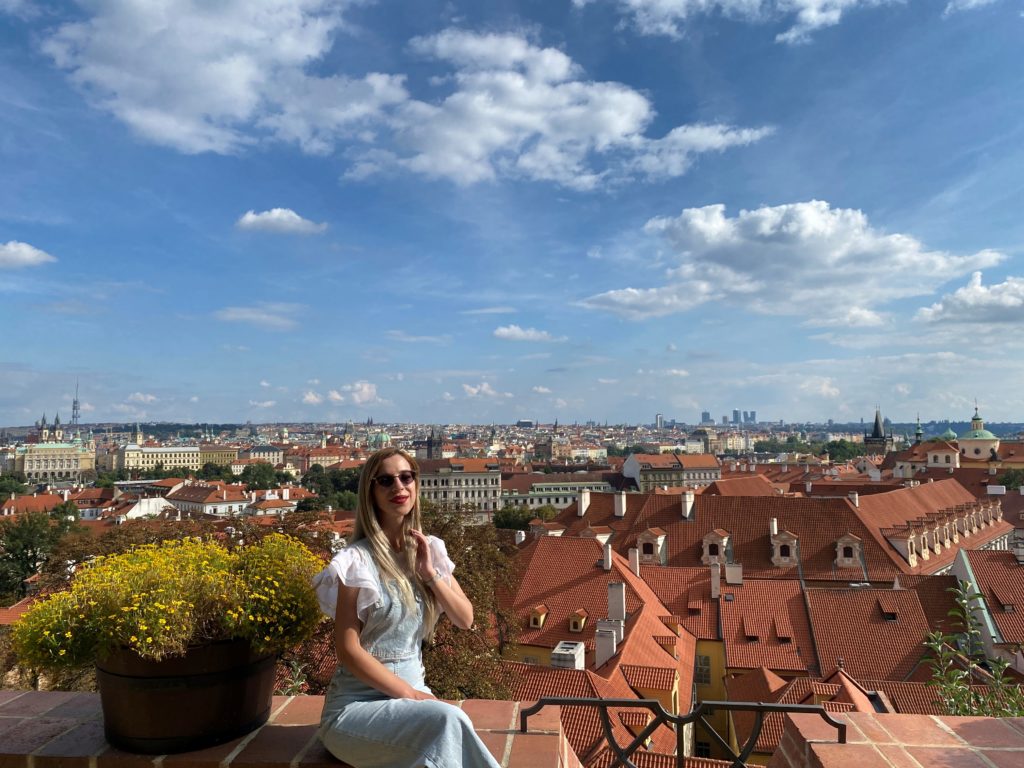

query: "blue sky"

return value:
[2, 0, 1023, 427]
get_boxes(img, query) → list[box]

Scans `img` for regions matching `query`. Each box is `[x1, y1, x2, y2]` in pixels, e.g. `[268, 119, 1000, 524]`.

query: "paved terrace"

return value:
[5, 690, 1024, 768]
[0, 691, 580, 768]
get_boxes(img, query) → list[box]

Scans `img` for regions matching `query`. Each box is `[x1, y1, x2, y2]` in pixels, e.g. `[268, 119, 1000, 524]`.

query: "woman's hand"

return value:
[408, 528, 435, 581]
[400, 685, 437, 701]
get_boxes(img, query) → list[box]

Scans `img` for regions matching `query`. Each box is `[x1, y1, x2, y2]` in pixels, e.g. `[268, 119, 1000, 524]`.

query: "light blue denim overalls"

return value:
[318, 540, 501, 768]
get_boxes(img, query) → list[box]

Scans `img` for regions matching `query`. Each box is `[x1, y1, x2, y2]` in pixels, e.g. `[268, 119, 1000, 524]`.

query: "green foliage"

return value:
[420, 502, 517, 700]
[198, 462, 235, 482]
[0, 474, 28, 498]
[95, 470, 128, 488]
[12, 535, 324, 670]
[493, 504, 557, 530]
[240, 462, 278, 490]
[300, 465, 360, 511]
[0, 508, 82, 599]
[997, 469, 1024, 491]
[925, 580, 1024, 716]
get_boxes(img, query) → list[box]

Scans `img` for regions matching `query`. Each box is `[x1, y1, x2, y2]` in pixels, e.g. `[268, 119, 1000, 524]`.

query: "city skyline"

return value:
[2, 1, 1023, 425]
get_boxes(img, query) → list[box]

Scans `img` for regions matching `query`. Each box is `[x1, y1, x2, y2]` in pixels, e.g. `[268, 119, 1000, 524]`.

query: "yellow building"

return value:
[199, 444, 239, 467]
[117, 444, 202, 473]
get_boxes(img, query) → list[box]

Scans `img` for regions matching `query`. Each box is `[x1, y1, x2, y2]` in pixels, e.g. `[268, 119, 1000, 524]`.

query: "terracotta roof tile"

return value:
[720, 579, 816, 674]
[964, 550, 1024, 644]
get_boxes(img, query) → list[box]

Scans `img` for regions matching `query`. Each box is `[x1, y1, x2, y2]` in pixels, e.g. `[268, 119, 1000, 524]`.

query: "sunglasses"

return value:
[372, 471, 417, 489]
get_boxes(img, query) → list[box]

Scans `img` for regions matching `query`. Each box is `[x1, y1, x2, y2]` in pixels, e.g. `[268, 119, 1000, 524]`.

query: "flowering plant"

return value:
[13, 534, 324, 669]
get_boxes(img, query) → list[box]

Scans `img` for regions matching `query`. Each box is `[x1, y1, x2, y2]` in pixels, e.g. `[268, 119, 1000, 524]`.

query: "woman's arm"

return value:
[408, 529, 474, 630]
[333, 582, 435, 700]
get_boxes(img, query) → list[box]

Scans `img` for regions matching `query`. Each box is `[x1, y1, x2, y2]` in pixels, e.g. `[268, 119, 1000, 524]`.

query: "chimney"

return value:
[514, 530, 526, 545]
[62, 489, 70, 501]
[282, 487, 290, 500]
[805, 481, 812, 494]
[577, 488, 591, 517]
[594, 629, 617, 668]
[682, 489, 695, 520]
[990, 465, 998, 476]
[1014, 540, 1024, 566]
[628, 547, 640, 576]
[770, 517, 778, 536]
[711, 562, 721, 599]
[848, 491, 859, 507]
[608, 581, 626, 622]
[725, 563, 743, 585]
[614, 491, 627, 518]
[603, 542, 613, 571]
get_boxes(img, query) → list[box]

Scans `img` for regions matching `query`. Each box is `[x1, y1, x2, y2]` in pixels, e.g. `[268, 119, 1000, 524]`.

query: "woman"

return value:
[313, 447, 501, 768]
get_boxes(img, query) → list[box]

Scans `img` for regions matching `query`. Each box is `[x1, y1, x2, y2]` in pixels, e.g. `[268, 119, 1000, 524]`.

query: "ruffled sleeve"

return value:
[428, 535, 456, 585]
[311, 546, 380, 622]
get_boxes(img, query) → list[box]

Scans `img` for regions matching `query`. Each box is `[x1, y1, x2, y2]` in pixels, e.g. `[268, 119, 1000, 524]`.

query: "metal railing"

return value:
[519, 697, 846, 768]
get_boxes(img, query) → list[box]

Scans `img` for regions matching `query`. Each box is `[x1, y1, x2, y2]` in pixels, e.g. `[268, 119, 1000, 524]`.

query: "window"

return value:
[695, 654, 711, 685]
[842, 546, 853, 559]
[708, 543, 719, 556]
[642, 542, 654, 555]
[780, 544, 791, 558]
[696, 742, 712, 758]
[945, 455, 951, 464]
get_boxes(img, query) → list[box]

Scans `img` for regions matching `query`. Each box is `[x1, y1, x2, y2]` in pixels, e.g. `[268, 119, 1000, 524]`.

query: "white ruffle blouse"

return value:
[313, 535, 456, 622]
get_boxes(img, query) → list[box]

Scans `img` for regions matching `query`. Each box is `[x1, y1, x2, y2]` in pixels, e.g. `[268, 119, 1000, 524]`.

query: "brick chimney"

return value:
[577, 488, 590, 517]
[602, 542, 613, 571]
[594, 628, 617, 668]
[608, 581, 626, 622]
[682, 489, 695, 520]
[613, 491, 627, 518]
[628, 547, 640, 576]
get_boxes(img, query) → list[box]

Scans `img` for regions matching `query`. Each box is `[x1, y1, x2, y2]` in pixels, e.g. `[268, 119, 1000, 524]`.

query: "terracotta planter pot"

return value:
[96, 639, 276, 754]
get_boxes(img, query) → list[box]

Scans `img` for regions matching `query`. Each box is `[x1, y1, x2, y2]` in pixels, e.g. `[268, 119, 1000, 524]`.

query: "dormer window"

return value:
[771, 530, 798, 567]
[642, 542, 654, 555]
[530, 604, 548, 629]
[780, 544, 791, 558]
[702, 529, 730, 565]
[569, 609, 588, 632]
[835, 534, 862, 568]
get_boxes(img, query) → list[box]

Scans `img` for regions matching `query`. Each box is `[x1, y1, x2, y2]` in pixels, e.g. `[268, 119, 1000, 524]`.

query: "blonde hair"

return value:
[350, 448, 440, 639]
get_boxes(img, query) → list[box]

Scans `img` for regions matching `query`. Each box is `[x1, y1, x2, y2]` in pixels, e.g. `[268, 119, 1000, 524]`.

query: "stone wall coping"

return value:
[0, 690, 582, 768]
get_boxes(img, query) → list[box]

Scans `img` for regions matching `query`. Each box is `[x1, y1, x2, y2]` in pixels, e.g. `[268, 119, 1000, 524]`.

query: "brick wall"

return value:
[0, 691, 582, 768]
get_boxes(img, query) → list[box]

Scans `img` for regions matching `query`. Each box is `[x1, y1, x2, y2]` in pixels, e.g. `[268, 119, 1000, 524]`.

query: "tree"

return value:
[493, 504, 557, 531]
[824, 439, 867, 463]
[0, 506, 81, 599]
[420, 501, 517, 700]
[0, 475, 28, 499]
[240, 462, 278, 490]
[926, 580, 1024, 716]
[198, 462, 233, 482]
[998, 469, 1024, 491]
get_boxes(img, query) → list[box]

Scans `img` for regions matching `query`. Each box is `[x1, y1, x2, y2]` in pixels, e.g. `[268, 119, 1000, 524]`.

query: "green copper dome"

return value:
[940, 427, 958, 441]
[960, 427, 997, 440]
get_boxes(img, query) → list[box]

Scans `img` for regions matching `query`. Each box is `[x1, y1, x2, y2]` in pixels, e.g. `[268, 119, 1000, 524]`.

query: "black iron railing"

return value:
[519, 697, 846, 768]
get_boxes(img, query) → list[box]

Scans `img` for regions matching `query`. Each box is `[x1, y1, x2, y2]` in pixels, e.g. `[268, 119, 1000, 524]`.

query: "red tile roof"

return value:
[964, 549, 1024, 644]
[806, 587, 932, 681]
[719, 579, 816, 674]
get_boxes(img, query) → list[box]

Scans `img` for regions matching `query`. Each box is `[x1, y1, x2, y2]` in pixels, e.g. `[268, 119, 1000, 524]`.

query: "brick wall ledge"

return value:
[769, 710, 1024, 768]
[0, 690, 582, 768]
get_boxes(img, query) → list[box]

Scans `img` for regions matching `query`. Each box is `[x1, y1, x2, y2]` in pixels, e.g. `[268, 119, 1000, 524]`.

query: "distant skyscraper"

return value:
[655, 413, 664, 430]
[732, 409, 741, 425]
[749, 410, 757, 424]
[701, 410, 712, 424]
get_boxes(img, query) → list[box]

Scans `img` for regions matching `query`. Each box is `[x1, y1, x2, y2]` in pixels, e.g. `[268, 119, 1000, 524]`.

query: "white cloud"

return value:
[42, 9, 766, 187]
[0, 240, 57, 268]
[214, 303, 302, 330]
[341, 380, 382, 405]
[665, 368, 690, 377]
[597, 378, 619, 384]
[327, 389, 345, 403]
[307, 378, 320, 385]
[302, 390, 323, 404]
[127, 392, 157, 403]
[943, 0, 998, 14]
[236, 208, 326, 234]
[808, 307, 886, 328]
[575, 0, 896, 45]
[462, 381, 512, 398]
[581, 200, 1003, 323]
[249, 399, 276, 408]
[0, 0, 37, 19]
[916, 272, 1024, 324]
[799, 376, 841, 398]
[532, 385, 553, 394]
[259, 379, 271, 387]
[493, 324, 567, 342]
[189, 395, 200, 402]
[386, 330, 451, 344]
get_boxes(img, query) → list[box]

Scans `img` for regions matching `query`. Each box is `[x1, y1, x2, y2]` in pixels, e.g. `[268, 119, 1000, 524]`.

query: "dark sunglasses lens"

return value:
[376, 475, 396, 488]
[375, 472, 416, 488]
[398, 472, 416, 485]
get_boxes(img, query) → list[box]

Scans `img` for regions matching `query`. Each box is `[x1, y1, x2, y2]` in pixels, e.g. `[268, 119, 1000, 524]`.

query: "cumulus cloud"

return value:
[461, 306, 517, 315]
[943, 0, 999, 14]
[463, 381, 512, 398]
[493, 324, 567, 342]
[249, 399, 276, 408]
[127, 392, 157, 403]
[236, 208, 326, 234]
[340, 380, 382, 405]
[574, 0, 896, 45]
[0, 241, 57, 268]
[916, 272, 1024, 324]
[327, 389, 345, 402]
[799, 376, 841, 398]
[302, 390, 323, 404]
[581, 200, 1003, 324]
[532, 385, 553, 394]
[214, 303, 302, 330]
[43, 7, 766, 188]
